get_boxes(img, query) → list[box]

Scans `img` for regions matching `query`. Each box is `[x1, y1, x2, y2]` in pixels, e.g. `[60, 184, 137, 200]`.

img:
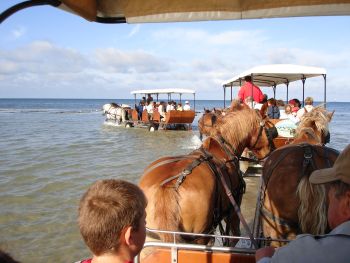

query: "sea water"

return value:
[0, 99, 348, 262]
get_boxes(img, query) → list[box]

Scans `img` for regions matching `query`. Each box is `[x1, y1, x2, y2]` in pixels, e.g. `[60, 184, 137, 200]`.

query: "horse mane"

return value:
[296, 106, 329, 138]
[297, 176, 328, 235]
[110, 102, 119, 108]
[216, 100, 260, 148]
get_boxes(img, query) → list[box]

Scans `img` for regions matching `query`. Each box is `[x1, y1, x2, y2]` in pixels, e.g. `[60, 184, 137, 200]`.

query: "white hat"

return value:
[185, 101, 189, 104]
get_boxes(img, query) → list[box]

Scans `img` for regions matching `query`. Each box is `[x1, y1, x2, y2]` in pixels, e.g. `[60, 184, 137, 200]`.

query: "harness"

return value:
[257, 144, 338, 240]
[146, 136, 260, 246]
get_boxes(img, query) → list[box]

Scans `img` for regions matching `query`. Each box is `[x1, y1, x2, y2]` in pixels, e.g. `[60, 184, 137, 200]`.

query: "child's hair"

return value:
[267, 98, 276, 106]
[78, 179, 147, 256]
[285, 104, 292, 114]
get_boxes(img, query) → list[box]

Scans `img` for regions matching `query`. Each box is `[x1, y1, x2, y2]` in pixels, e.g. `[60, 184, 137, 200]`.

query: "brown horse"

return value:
[257, 106, 338, 247]
[139, 101, 277, 246]
[198, 107, 226, 141]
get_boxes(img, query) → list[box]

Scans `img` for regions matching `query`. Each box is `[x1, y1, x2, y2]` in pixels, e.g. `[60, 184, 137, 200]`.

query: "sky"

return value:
[0, 1, 350, 101]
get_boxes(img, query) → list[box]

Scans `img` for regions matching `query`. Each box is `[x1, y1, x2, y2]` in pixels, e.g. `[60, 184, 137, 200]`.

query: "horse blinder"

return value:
[267, 126, 278, 140]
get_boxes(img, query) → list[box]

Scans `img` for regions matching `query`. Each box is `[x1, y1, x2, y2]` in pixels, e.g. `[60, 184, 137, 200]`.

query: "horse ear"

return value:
[230, 99, 241, 111]
[327, 110, 335, 122]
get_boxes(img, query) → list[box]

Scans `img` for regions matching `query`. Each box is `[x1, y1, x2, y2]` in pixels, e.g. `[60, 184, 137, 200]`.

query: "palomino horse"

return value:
[139, 101, 277, 246]
[197, 108, 222, 141]
[256, 106, 338, 247]
[102, 103, 127, 123]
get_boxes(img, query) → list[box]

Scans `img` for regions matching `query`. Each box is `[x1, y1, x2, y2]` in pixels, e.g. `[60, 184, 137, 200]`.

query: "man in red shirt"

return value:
[238, 76, 264, 103]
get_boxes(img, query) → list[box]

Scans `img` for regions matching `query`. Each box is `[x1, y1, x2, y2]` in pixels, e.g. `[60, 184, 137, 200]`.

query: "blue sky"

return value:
[1, 1, 350, 101]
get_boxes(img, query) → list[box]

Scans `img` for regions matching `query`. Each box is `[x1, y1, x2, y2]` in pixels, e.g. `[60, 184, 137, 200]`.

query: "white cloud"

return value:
[11, 26, 26, 39]
[94, 48, 171, 73]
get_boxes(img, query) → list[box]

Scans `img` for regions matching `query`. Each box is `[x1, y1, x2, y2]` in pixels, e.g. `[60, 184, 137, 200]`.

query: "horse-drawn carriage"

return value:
[103, 89, 196, 131]
[129, 89, 196, 131]
[138, 66, 336, 262]
[221, 64, 328, 148]
[137, 101, 337, 263]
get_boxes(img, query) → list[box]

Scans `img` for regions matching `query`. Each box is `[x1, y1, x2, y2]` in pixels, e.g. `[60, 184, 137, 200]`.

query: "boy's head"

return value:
[79, 179, 147, 257]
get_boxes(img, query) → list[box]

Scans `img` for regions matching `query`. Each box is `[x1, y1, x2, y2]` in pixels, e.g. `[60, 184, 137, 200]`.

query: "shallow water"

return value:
[0, 99, 348, 262]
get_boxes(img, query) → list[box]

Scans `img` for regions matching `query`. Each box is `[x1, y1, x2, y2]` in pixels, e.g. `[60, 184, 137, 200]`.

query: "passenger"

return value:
[146, 101, 155, 120]
[137, 101, 144, 120]
[146, 94, 153, 104]
[297, 96, 314, 119]
[77, 179, 147, 263]
[158, 101, 166, 120]
[166, 101, 174, 112]
[183, 101, 191, 111]
[256, 144, 350, 263]
[280, 104, 299, 124]
[267, 98, 280, 119]
[238, 75, 264, 103]
[289, 99, 300, 115]
[177, 103, 183, 111]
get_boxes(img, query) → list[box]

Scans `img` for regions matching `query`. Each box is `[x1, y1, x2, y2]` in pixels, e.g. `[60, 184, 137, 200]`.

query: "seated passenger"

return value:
[166, 101, 175, 112]
[177, 103, 183, 111]
[183, 101, 191, 111]
[297, 96, 314, 119]
[267, 98, 280, 119]
[280, 104, 299, 124]
[158, 101, 166, 120]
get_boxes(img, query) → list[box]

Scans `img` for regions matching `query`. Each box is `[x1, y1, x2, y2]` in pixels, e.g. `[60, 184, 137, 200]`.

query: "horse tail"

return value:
[297, 176, 327, 235]
[153, 185, 181, 242]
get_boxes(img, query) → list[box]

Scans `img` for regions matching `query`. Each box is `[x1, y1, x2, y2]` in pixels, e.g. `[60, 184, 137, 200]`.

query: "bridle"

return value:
[251, 119, 278, 156]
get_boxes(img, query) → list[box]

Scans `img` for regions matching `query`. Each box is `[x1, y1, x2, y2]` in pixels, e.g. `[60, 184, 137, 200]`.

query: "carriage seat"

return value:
[165, 110, 196, 125]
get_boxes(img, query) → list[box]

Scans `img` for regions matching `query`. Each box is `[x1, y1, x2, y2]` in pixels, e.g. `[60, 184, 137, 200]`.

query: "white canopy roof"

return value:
[131, 88, 195, 95]
[222, 64, 327, 88]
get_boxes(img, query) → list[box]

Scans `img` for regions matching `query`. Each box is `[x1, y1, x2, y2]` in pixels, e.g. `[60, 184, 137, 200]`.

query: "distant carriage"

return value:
[129, 89, 196, 131]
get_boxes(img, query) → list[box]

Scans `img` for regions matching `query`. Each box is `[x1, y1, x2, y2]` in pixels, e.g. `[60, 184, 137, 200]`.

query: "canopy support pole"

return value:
[223, 86, 226, 108]
[285, 81, 290, 103]
[323, 74, 327, 108]
[193, 93, 196, 111]
[302, 76, 306, 107]
[251, 74, 254, 108]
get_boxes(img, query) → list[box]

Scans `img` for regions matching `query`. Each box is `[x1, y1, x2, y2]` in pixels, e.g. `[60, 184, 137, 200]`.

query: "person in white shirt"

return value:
[297, 96, 314, 119]
[183, 101, 191, 111]
[166, 101, 175, 112]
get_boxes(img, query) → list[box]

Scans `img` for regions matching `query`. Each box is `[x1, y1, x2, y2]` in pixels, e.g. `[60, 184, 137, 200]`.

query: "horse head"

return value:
[216, 100, 277, 159]
[198, 109, 221, 141]
[296, 106, 332, 145]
